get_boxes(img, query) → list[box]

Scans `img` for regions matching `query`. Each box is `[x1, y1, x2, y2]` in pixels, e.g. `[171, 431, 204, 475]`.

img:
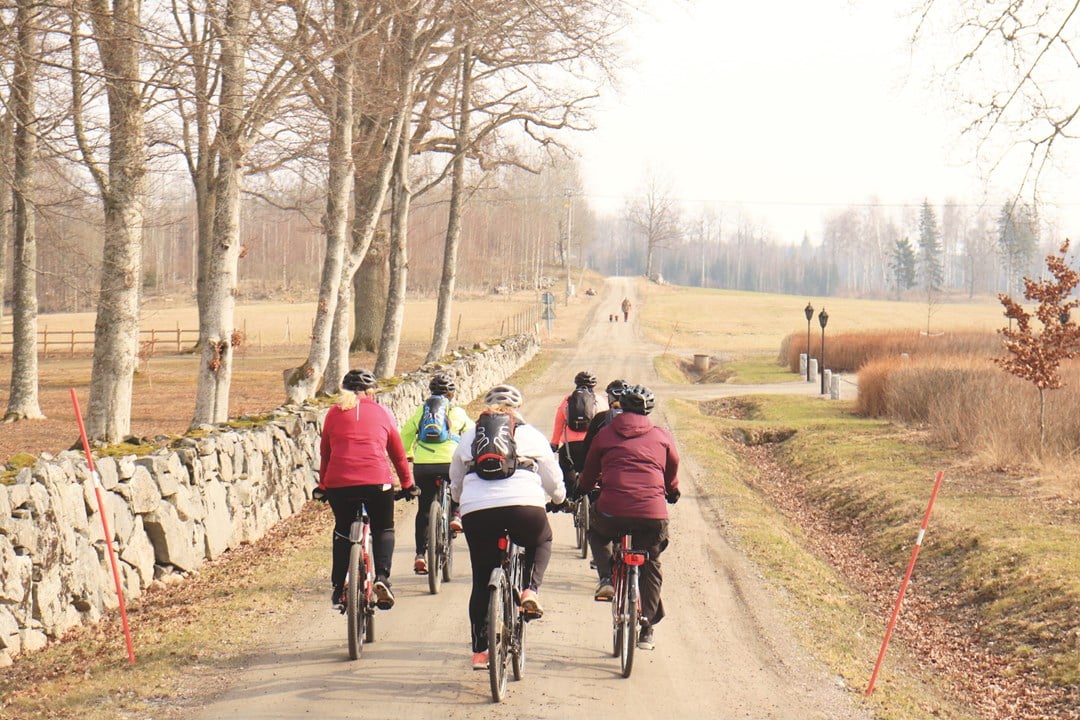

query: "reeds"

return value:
[782, 329, 1004, 374]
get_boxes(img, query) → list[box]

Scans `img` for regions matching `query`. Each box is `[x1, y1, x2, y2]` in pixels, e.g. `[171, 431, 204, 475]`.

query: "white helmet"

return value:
[484, 384, 523, 408]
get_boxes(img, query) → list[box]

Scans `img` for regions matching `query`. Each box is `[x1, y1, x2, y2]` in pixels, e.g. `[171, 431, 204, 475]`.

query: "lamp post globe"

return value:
[818, 308, 829, 395]
[804, 302, 814, 382]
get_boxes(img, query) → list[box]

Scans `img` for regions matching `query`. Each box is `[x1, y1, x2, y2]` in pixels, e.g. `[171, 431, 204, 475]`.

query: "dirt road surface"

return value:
[190, 277, 870, 720]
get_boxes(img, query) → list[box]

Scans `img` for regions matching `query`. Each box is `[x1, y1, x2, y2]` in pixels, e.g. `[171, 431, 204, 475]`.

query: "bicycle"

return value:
[337, 507, 376, 660]
[573, 493, 590, 560]
[610, 532, 647, 678]
[425, 475, 455, 594]
[486, 531, 529, 702]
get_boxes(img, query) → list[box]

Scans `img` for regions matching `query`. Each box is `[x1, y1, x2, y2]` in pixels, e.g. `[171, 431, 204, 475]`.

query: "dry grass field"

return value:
[639, 283, 1009, 356]
[0, 284, 599, 464]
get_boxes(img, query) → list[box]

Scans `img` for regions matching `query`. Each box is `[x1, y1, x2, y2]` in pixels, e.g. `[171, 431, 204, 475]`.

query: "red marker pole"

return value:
[70, 388, 136, 665]
[865, 469, 944, 695]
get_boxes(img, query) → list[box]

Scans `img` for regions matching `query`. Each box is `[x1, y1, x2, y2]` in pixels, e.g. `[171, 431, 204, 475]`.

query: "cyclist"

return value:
[318, 369, 417, 611]
[400, 373, 474, 574]
[450, 384, 565, 670]
[581, 379, 628, 455]
[550, 370, 605, 498]
[576, 384, 680, 651]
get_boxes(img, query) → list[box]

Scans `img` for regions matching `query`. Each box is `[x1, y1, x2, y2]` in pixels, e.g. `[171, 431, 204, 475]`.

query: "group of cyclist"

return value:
[314, 366, 680, 670]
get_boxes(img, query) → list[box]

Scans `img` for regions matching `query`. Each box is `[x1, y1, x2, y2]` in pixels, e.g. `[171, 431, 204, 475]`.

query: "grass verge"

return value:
[667, 394, 1079, 719]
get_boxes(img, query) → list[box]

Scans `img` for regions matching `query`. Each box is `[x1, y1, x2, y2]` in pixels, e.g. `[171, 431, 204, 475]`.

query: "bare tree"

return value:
[69, 0, 149, 441]
[627, 171, 681, 280]
[0, 110, 12, 326]
[3, 0, 44, 423]
[914, 2, 1080, 199]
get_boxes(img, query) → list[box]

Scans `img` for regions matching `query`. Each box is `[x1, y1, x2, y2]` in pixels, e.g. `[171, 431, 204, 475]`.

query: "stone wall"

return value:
[0, 334, 538, 665]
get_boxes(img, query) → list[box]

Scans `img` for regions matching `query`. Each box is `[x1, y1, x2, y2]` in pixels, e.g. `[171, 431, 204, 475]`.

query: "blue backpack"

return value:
[419, 395, 457, 444]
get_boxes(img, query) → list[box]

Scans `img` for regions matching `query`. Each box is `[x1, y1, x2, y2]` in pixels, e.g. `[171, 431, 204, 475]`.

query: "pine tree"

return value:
[918, 200, 944, 292]
[996, 202, 1039, 295]
[888, 236, 917, 295]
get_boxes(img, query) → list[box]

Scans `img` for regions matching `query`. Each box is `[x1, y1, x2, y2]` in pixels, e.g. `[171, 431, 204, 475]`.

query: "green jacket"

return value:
[401, 400, 474, 464]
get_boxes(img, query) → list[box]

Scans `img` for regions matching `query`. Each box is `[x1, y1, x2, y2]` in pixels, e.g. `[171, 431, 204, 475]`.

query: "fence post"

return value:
[71, 329, 75, 357]
[176, 322, 181, 352]
[43, 325, 48, 355]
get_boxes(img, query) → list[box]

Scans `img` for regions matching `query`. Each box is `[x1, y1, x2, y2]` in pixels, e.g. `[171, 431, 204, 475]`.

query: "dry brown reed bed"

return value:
[780, 329, 1004, 373]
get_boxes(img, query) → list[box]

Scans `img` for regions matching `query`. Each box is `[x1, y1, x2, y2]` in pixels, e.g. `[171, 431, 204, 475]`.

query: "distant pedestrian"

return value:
[621, 297, 631, 322]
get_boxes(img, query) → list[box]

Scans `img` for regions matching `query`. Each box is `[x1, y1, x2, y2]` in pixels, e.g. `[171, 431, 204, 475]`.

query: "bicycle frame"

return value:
[611, 533, 647, 678]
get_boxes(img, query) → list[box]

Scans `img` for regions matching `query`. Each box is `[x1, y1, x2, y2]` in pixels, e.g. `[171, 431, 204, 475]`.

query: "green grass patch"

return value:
[725, 357, 800, 384]
[668, 396, 970, 719]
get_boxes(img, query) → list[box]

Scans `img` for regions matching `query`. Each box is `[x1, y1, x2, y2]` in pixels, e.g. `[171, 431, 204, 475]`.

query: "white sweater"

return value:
[449, 421, 566, 516]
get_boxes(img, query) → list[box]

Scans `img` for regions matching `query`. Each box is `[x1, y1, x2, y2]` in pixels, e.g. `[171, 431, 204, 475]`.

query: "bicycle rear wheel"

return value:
[441, 501, 454, 583]
[619, 568, 639, 678]
[427, 500, 442, 595]
[364, 543, 375, 643]
[575, 496, 589, 559]
[346, 543, 364, 660]
[487, 577, 509, 702]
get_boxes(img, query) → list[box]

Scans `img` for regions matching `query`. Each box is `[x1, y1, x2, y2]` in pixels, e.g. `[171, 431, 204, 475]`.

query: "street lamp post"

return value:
[819, 308, 829, 395]
[804, 302, 814, 382]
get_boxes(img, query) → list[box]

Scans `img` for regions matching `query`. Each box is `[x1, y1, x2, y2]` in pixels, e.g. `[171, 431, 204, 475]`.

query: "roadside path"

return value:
[189, 276, 870, 720]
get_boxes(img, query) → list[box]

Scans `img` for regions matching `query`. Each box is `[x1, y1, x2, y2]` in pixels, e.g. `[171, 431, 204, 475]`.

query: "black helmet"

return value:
[620, 384, 655, 415]
[574, 370, 597, 389]
[429, 373, 456, 395]
[342, 369, 378, 392]
[605, 379, 627, 405]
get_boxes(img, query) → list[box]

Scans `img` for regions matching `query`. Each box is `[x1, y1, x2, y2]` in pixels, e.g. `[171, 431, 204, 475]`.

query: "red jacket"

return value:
[319, 397, 414, 490]
[577, 412, 679, 520]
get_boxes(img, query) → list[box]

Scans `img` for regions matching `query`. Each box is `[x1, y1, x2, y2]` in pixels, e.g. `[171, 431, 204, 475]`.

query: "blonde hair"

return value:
[337, 388, 376, 410]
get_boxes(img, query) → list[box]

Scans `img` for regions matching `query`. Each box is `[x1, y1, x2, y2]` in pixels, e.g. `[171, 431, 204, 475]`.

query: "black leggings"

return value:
[412, 463, 458, 555]
[326, 485, 395, 588]
[462, 505, 552, 652]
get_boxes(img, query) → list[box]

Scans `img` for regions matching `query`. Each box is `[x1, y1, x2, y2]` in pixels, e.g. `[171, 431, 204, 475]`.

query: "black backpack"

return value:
[419, 395, 455, 444]
[470, 411, 521, 480]
[565, 386, 597, 432]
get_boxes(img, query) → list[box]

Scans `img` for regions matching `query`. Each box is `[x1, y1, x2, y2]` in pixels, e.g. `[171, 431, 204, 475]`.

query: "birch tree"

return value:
[628, 172, 681, 280]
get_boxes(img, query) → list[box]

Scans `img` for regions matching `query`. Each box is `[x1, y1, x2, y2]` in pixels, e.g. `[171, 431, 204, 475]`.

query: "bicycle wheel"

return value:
[346, 543, 363, 660]
[512, 598, 527, 680]
[487, 577, 509, 702]
[576, 496, 589, 559]
[427, 500, 442, 595]
[440, 502, 454, 583]
[364, 541, 375, 643]
[619, 567, 639, 678]
[611, 566, 622, 657]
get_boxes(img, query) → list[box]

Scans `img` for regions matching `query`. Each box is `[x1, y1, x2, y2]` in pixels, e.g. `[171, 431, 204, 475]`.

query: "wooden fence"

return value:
[0, 325, 199, 357]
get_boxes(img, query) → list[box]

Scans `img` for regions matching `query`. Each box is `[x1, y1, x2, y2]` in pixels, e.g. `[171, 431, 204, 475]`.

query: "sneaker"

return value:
[471, 651, 489, 670]
[594, 577, 614, 601]
[374, 579, 395, 610]
[414, 555, 428, 575]
[449, 513, 463, 534]
[520, 588, 543, 618]
[637, 624, 655, 651]
[331, 584, 345, 607]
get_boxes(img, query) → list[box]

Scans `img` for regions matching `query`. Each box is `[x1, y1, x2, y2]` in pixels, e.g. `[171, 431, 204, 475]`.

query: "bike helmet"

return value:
[574, 370, 597, 389]
[342, 368, 378, 392]
[605, 379, 627, 405]
[429, 373, 456, 395]
[484, 384, 523, 408]
[620, 384, 655, 415]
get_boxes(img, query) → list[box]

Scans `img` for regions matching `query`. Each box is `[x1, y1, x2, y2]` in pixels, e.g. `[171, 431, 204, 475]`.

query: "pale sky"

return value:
[572, 0, 1080, 244]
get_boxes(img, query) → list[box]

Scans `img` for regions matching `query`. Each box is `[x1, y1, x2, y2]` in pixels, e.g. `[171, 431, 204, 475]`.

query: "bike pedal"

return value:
[522, 610, 543, 622]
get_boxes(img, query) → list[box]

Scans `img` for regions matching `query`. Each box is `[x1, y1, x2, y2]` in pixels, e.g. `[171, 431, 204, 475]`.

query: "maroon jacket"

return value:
[576, 412, 679, 520]
[319, 397, 414, 490]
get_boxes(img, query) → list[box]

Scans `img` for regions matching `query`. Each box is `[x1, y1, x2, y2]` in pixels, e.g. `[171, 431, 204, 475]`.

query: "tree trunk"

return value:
[86, 0, 148, 442]
[284, 0, 354, 401]
[374, 125, 411, 378]
[350, 228, 389, 353]
[193, 0, 250, 425]
[425, 40, 472, 363]
[0, 111, 12, 326]
[4, 0, 43, 422]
